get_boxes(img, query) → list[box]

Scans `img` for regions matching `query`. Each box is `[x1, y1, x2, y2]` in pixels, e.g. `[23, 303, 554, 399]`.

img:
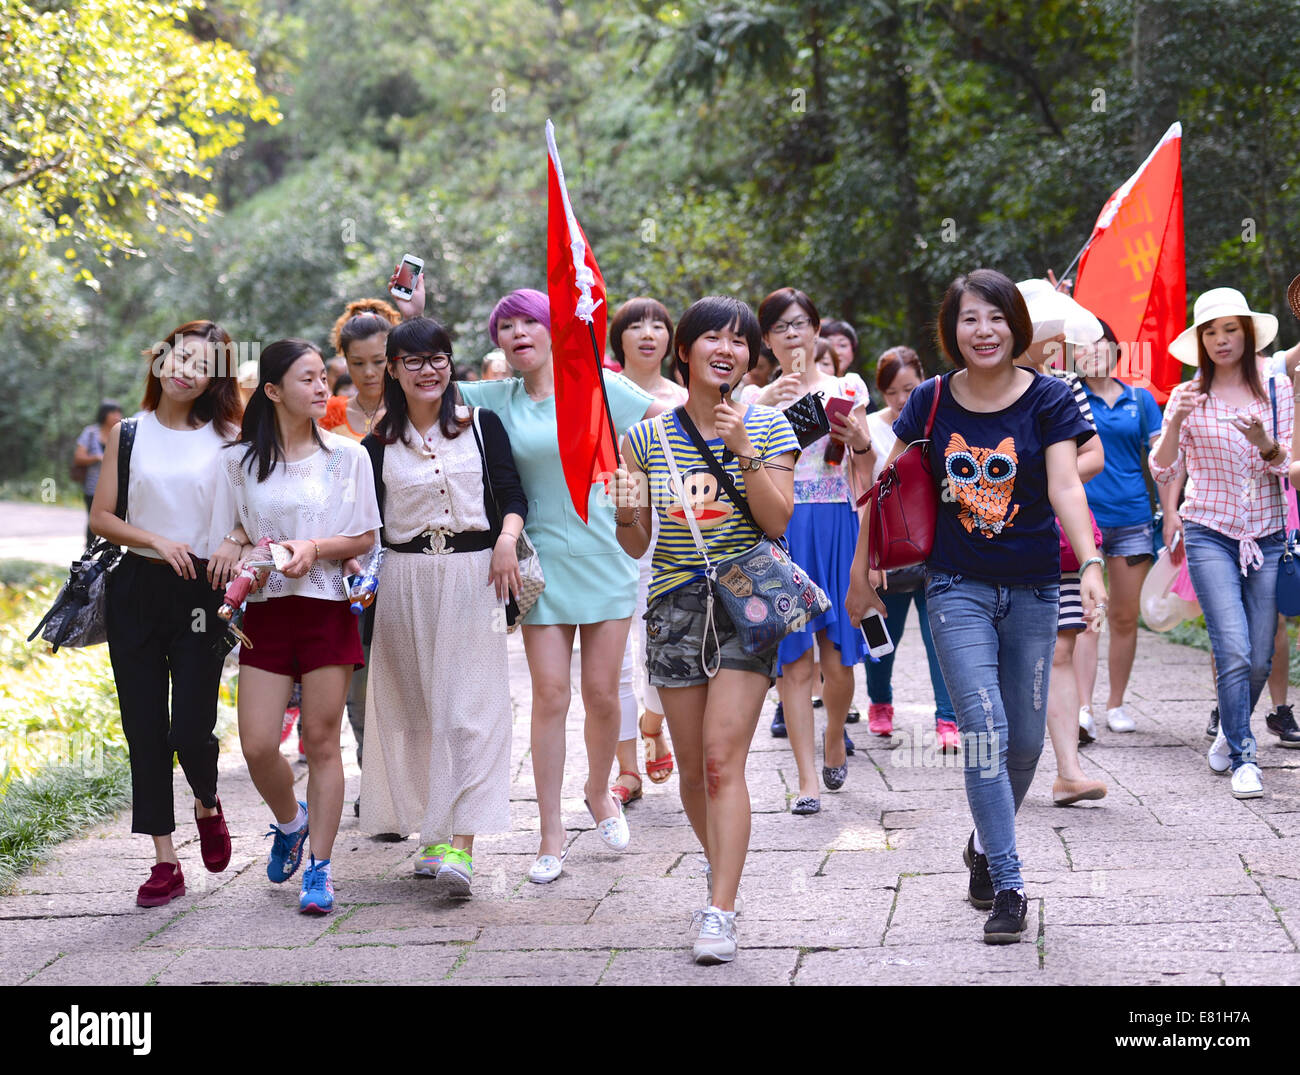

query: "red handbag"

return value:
[860, 375, 943, 572]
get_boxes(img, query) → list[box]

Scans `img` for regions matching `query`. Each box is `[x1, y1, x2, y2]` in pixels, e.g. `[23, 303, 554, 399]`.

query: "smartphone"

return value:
[860, 608, 895, 658]
[825, 395, 854, 423]
[390, 253, 424, 301]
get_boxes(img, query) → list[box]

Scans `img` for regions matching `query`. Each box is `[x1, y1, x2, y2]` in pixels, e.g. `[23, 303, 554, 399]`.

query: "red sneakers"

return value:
[868, 703, 894, 736]
[196, 798, 231, 873]
[937, 719, 961, 754]
[136, 862, 185, 907]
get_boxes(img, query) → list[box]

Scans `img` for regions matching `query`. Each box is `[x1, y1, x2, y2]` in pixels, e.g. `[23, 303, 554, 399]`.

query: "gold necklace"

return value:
[355, 395, 381, 433]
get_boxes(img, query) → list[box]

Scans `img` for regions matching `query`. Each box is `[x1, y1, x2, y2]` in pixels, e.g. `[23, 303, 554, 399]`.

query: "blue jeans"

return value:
[865, 586, 956, 726]
[1182, 522, 1283, 771]
[925, 572, 1060, 892]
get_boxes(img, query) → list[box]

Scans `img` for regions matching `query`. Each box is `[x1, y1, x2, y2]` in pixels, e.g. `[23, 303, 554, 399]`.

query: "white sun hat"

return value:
[1140, 543, 1200, 632]
[1168, 287, 1278, 366]
[1016, 279, 1104, 346]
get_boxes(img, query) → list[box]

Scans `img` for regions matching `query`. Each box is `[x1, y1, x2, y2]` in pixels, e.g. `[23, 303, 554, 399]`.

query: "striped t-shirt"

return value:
[625, 405, 801, 600]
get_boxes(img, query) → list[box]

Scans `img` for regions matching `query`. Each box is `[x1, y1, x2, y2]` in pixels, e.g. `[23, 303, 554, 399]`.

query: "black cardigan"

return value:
[360, 407, 528, 541]
[359, 408, 528, 639]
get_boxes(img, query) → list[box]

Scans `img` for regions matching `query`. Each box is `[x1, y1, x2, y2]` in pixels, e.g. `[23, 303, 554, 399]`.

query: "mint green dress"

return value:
[458, 374, 654, 624]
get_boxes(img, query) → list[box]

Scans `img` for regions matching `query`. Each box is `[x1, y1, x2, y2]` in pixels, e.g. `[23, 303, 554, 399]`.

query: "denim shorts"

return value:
[644, 579, 778, 688]
[1099, 522, 1155, 563]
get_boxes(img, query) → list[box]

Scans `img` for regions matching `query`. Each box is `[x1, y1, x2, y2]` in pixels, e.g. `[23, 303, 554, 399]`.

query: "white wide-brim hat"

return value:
[1140, 546, 1200, 632]
[1168, 287, 1278, 366]
[1015, 279, 1104, 346]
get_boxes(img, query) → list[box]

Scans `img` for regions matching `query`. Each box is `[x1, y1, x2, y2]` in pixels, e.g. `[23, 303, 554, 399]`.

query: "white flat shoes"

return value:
[586, 798, 630, 851]
[527, 849, 567, 884]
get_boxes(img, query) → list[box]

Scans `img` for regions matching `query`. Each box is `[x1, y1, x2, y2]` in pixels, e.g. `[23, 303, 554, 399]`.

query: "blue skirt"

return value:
[776, 501, 867, 671]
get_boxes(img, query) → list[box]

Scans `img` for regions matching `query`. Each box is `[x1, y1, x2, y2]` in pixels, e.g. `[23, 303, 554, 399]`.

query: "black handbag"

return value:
[783, 391, 831, 449]
[29, 417, 137, 652]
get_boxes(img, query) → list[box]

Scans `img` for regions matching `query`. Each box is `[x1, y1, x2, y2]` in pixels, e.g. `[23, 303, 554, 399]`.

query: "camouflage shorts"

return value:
[644, 579, 778, 688]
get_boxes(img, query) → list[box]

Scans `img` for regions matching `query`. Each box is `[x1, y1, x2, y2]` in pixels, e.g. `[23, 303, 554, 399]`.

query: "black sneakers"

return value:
[983, 889, 1029, 945]
[1266, 703, 1300, 748]
[1206, 707, 1220, 740]
[962, 832, 994, 910]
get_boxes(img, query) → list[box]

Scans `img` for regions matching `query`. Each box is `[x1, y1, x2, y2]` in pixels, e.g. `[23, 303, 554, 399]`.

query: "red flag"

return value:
[1074, 122, 1185, 403]
[546, 119, 613, 523]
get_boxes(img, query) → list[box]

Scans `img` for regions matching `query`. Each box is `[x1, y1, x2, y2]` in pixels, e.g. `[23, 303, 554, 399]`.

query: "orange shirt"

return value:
[321, 396, 370, 441]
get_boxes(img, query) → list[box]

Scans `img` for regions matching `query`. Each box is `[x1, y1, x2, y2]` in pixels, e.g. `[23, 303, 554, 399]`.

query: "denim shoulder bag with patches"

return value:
[654, 410, 830, 676]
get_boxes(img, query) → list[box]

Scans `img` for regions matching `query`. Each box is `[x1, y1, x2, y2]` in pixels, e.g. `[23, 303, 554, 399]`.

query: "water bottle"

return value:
[348, 545, 385, 615]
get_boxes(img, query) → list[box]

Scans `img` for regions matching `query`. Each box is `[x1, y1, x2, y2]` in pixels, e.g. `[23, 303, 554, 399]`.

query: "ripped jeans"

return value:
[925, 571, 1060, 892]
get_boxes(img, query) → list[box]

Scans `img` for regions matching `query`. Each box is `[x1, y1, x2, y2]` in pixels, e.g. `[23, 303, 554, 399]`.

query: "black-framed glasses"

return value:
[399, 353, 452, 372]
[771, 316, 812, 334]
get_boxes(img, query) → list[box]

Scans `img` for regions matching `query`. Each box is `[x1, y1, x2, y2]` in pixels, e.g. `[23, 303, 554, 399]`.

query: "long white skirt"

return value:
[360, 548, 512, 841]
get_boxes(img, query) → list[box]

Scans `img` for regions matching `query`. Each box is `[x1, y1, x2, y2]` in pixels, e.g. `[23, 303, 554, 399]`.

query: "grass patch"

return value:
[1161, 617, 1300, 687]
[0, 758, 131, 892]
[0, 560, 238, 887]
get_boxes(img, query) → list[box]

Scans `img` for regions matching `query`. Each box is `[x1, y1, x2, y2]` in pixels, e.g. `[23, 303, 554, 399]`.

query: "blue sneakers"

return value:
[265, 802, 309, 884]
[299, 856, 334, 915]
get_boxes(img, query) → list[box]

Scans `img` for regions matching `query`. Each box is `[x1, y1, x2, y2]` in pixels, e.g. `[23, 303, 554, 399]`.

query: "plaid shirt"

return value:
[1149, 376, 1293, 574]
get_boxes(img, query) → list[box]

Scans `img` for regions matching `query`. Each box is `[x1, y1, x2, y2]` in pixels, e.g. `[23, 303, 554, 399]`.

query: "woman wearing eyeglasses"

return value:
[357, 318, 526, 897]
[394, 277, 661, 882]
[741, 288, 874, 813]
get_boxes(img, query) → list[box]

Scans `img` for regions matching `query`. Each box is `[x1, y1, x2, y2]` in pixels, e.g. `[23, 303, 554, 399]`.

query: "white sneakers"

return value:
[1208, 733, 1265, 798]
[1207, 730, 1232, 774]
[1078, 706, 1098, 744]
[692, 906, 738, 964]
[1106, 706, 1136, 733]
[1231, 763, 1264, 799]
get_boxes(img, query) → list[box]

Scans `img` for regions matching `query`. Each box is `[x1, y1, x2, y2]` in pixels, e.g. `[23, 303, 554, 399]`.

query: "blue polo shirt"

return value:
[1079, 379, 1163, 528]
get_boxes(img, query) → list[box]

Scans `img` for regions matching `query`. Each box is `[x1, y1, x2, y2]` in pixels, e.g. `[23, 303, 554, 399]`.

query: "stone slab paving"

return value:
[6, 621, 1300, 986]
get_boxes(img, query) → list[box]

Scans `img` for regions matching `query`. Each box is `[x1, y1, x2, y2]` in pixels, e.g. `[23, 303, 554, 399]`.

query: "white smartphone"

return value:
[860, 608, 895, 658]
[390, 253, 424, 301]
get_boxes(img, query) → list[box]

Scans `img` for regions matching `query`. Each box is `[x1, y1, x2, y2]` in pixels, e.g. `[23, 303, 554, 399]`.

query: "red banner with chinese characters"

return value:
[1075, 122, 1185, 402]
[546, 120, 611, 523]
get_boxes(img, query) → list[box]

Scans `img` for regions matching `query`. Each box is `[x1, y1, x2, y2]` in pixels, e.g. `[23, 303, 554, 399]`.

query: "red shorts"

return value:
[238, 596, 364, 677]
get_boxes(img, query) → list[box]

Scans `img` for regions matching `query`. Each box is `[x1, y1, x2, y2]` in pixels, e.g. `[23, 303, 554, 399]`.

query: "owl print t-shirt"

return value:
[892, 369, 1094, 585]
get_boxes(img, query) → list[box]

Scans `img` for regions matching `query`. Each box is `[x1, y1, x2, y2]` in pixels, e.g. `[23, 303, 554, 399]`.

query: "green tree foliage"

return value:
[5, 0, 1300, 481]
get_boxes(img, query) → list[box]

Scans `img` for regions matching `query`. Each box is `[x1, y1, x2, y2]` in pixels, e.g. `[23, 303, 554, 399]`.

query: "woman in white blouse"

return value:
[91, 321, 245, 909]
[214, 338, 381, 915]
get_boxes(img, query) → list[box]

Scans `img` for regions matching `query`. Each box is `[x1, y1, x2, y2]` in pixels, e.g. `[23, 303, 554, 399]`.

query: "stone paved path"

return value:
[5, 623, 1300, 986]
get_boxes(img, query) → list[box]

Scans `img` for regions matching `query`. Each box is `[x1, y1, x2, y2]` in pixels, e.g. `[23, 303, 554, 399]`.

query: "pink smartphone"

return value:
[825, 395, 854, 423]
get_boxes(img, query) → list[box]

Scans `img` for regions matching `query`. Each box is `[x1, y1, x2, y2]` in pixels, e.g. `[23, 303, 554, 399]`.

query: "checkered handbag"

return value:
[471, 408, 545, 631]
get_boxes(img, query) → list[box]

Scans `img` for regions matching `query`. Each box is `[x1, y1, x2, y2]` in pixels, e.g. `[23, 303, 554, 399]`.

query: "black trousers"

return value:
[105, 553, 226, 835]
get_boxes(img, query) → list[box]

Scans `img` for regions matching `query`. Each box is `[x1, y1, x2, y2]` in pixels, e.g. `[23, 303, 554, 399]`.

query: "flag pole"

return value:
[1054, 235, 1093, 288]
[588, 322, 621, 461]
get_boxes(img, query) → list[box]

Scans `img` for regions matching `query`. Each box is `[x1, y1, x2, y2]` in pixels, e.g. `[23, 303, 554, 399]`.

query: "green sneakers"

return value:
[435, 847, 473, 900]
[414, 843, 451, 878]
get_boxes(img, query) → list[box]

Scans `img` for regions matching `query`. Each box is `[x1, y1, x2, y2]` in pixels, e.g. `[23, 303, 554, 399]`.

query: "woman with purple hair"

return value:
[396, 279, 661, 881]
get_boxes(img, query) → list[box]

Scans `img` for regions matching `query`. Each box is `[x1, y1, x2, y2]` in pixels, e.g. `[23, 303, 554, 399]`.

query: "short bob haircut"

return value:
[608, 297, 675, 367]
[674, 296, 761, 386]
[875, 346, 924, 394]
[374, 316, 469, 444]
[488, 288, 551, 347]
[95, 399, 123, 425]
[758, 287, 821, 338]
[935, 269, 1034, 368]
[820, 318, 858, 354]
